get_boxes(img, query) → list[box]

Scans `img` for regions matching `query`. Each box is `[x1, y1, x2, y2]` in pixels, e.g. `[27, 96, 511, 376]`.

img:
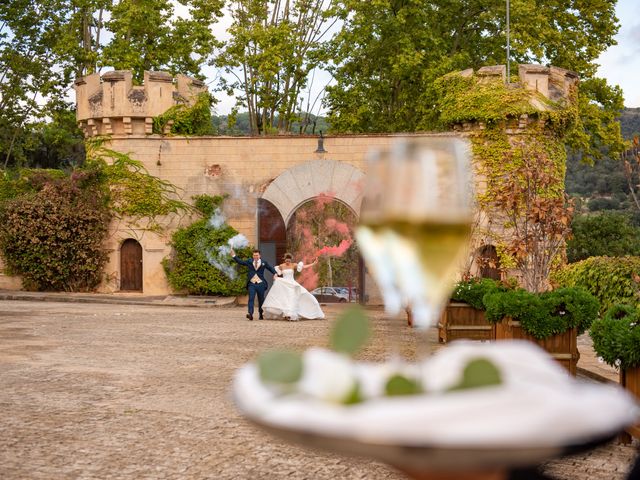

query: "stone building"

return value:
[0, 64, 579, 298]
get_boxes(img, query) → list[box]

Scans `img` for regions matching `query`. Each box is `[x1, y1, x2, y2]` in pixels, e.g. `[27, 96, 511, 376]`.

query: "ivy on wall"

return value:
[432, 74, 577, 292]
[152, 92, 214, 136]
[162, 195, 252, 296]
[84, 137, 193, 231]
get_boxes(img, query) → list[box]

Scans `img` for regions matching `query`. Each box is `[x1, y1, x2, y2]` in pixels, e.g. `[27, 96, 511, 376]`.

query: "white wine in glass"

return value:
[357, 137, 473, 329]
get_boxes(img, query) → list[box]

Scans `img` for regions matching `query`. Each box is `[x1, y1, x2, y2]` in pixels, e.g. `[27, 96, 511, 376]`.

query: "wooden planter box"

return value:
[438, 302, 495, 343]
[494, 318, 579, 376]
[620, 366, 640, 440]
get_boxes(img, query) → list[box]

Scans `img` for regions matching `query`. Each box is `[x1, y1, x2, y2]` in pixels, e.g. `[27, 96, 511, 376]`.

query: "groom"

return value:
[231, 248, 277, 320]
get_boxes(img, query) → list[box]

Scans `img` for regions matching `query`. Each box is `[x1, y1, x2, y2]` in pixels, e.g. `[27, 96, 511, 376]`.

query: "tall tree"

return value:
[0, 0, 224, 168]
[325, 0, 624, 161]
[102, 0, 223, 83]
[216, 0, 334, 135]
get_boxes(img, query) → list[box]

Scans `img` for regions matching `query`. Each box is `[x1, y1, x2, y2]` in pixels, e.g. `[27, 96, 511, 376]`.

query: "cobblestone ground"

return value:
[0, 301, 637, 480]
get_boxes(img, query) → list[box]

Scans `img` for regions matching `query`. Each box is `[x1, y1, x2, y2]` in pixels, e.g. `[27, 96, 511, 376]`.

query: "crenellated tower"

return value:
[74, 70, 207, 137]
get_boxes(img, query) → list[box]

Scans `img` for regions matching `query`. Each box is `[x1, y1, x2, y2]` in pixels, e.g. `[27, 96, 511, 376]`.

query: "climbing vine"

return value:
[84, 137, 193, 230]
[152, 92, 214, 136]
[432, 73, 577, 292]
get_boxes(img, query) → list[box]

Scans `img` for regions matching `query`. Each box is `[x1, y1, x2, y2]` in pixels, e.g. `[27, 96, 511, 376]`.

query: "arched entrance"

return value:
[120, 239, 143, 291]
[260, 160, 367, 303]
[286, 197, 361, 302]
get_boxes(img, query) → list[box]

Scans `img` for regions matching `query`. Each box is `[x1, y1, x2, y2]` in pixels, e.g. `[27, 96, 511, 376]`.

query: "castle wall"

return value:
[100, 133, 461, 296]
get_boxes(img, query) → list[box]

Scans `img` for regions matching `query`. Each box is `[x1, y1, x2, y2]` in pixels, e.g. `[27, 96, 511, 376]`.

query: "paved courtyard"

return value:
[0, 300, 637, 479]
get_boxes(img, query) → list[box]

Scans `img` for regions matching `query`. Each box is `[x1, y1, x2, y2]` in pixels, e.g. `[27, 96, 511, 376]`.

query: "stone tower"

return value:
[74, 70, 206, 137]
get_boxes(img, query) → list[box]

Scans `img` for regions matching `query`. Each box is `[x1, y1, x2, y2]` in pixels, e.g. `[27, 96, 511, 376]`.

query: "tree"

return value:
[566, 212, 640, 263]
[623, 136, 640, 213]
[489, 141, 573, 293]
[216, 0, 334, 135]
[101, 0, 223, 83]
[0, 0, 76, 168]
[325, 0, 624, 160]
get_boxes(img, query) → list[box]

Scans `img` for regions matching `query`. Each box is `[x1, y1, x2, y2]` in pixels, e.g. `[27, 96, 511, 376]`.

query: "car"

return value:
[311, 286, 349, 303]
[333, 287, 359, 302]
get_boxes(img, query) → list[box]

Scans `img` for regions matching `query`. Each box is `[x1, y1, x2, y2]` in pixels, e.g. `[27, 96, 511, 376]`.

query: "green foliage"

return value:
[451, 278, 508, 310]
[193, 193, 225, 217]
[330, 305, 370, 355]
[448, 358, 502, 392]
[0, 170, 111, 291]
[163, 195, 251, 296]
[216, 0, 330, 135]
[84, 138, 193, 227]
[552, 256, 640, 314]
[567, 212, 640, 263]
[258, 350, 303, 385]
[326, 0, 623, 160]
[483, 287, 599, 339]
[0, 168, 66, 203]
[152, 93, 214, 136]
[590, 304, 640, 370]
[431, 75, 553, 128]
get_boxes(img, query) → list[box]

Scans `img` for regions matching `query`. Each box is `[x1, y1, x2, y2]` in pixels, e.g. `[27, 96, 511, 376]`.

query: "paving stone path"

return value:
[0, 300, 637, 479]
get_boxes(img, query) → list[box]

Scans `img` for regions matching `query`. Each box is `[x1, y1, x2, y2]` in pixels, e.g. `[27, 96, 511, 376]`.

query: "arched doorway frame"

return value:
[261, 159, 364, 226]
[259, 160, 365, 302]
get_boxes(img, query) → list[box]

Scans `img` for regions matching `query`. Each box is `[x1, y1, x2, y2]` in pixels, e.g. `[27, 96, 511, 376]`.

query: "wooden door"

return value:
[120, 239, 143, 291]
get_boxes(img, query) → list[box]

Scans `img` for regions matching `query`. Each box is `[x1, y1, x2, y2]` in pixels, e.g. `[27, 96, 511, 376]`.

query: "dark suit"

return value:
[232, 256, 277, 317]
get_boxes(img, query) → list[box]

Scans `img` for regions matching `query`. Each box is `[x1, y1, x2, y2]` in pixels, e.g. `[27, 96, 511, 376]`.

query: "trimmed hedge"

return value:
[590, 304, 640, 369]
[551, 256, 640, 314]
[451, 278, 509, 310]
[483, 287, 599, 339]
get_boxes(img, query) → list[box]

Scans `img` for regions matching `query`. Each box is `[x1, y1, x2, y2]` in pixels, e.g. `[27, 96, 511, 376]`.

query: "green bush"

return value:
[551, 256, 640, 314]
[451, 278, 506, 310]
[153, 93, 214, 136]
[483, 287, 599, 339]
[540, 287, 599, 335]
[590, 304, 640, 369]
[163, 195, 252, 296]
[566, 212, 640, 262]
[0, 171, 111, 291]
[0, 168, 67, 202]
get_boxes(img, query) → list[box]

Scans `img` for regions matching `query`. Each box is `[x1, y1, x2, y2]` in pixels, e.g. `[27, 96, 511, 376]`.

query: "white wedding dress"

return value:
[263, 263, 325, 321]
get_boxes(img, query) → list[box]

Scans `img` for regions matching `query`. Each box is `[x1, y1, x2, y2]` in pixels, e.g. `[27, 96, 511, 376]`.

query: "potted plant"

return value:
[590, 304, 640, 440]
[484, 287, 599, 375]
[438, 278, 508, 343]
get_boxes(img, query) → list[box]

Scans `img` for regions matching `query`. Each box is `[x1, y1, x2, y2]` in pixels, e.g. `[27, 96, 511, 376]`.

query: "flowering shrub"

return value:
[0, 170, 111, 291]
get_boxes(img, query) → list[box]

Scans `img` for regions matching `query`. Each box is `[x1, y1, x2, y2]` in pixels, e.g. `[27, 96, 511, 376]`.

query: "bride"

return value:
[262, 253, 325, 321]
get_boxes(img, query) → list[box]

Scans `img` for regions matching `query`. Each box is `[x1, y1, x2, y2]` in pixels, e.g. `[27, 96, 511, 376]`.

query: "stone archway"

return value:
[260, 160, 366, 301]
[261, 160, 364, 225]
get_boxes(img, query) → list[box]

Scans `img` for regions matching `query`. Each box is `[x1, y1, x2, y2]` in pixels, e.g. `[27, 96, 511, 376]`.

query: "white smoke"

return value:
[208, 207, 226, 229]
[203, 210, 250, 281]
[228, 233, 249, 249]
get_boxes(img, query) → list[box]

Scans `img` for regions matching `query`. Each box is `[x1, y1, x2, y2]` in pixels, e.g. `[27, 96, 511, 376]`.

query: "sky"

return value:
[595, 0, 640, 108]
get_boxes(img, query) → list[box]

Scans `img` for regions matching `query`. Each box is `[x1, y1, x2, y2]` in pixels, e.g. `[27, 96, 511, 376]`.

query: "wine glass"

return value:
[357, 137, 474, 331]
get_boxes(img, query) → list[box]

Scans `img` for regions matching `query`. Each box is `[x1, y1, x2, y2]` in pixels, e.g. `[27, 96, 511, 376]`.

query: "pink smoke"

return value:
[289, 191, 355, 290]
[316, 239, 352, 257]
[324, 218, 350, 235]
